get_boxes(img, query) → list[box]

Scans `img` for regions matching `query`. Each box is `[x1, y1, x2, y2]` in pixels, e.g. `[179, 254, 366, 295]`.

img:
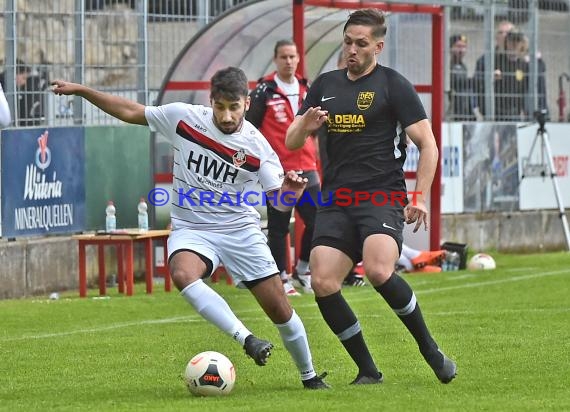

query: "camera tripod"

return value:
[521, 114, 570, 251]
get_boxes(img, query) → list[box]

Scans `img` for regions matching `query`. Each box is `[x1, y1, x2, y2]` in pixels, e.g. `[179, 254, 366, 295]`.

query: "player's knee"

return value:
[310, 271, 340, 295]
[364, 265, 393, 286]
[266, 298, 293, 324]
[169, 266, 203, 291]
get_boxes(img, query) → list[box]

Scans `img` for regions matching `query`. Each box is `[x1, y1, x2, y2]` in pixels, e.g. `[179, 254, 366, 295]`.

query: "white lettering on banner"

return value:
[23, 165, 63, 200]
[14, 204, 73, 231]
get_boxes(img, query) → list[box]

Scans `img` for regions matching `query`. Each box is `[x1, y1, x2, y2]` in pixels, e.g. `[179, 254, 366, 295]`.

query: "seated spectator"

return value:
[396, 244, 446, 273]
[349, 244, 446, 279]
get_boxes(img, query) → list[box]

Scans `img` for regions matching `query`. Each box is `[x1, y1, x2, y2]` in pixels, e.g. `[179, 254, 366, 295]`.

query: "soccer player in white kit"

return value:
[51, 67, 329, 389]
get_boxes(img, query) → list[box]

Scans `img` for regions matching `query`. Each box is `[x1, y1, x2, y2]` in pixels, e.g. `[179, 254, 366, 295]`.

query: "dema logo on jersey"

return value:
[357, 91, 375, 110]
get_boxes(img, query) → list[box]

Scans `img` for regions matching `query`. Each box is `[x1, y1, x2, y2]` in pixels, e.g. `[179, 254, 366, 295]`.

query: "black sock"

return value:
[375, 273, 441, 365]
[315, 291, 380, 377]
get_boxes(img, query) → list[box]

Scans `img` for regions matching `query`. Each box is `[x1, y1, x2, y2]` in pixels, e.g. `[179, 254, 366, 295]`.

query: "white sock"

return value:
[295, 260, 310, 275]
[275, 310, 316, 380]
[280, 270, 289, 282]
[181, 279, 251, 345]
[402, 243, 421, 260]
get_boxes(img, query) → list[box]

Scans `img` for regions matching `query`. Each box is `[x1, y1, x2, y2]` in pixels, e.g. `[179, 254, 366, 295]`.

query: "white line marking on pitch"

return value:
[442, 274, 476, 281]
[3, 269, 568, 342]
[417, 269, 569, 295]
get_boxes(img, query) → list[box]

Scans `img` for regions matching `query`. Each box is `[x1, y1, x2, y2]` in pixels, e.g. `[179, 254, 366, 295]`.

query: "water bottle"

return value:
[442, 252, 449, 271]
[444, 251, 460, 271]
[451, 252, 461, 271]
[137, 197, 149, 232]
[105, 201, 116, 233]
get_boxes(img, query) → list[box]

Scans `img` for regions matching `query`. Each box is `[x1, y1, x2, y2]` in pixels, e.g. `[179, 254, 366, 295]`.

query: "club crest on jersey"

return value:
[232, 149, 247, 168]
[357, 91, 375, 110]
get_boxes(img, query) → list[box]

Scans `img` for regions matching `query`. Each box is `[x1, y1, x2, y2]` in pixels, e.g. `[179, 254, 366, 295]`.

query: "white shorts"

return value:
[167, 226, 279, 285]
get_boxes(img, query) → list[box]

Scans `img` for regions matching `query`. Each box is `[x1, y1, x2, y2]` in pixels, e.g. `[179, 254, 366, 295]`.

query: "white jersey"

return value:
[145, 103, 284, 231]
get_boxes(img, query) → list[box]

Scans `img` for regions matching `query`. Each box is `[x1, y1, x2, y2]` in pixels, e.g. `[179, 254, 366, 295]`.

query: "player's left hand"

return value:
[404, 201, 429, 232]
[282, 170, 308, 194]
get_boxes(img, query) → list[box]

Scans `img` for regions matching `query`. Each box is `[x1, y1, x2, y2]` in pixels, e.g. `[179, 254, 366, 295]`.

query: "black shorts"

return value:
[312, 199, 404, 264]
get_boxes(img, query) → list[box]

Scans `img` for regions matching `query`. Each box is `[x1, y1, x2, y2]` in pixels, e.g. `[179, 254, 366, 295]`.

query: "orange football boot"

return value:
[411, 250, 446, 268]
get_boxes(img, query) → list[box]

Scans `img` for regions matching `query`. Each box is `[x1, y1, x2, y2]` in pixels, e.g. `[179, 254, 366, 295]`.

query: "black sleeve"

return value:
[389, 72, 427, 128]
[245, 82, 267, 129]
[298, 75, 323, 116]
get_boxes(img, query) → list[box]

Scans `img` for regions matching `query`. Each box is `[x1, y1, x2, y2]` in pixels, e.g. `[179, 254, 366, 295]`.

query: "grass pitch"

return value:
[1, 252, 569, 411]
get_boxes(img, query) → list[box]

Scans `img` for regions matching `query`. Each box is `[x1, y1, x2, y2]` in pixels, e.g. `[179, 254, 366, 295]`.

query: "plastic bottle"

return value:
[444, 251, 460, 271]
[442, 252, 449, 271]
[451, 252, 461, 271]
[105, 201, 116, 233]
[137, 197, 149, 232]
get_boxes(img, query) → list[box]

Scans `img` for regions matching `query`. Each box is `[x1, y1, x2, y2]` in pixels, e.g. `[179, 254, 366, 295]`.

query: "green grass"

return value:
[1, 252, 570, 411]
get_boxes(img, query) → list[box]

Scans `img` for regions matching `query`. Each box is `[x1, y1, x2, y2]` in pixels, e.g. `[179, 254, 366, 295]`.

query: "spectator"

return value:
[396, 245, 445, 273]
[246, 40, 319, 296]
[0, 59, 46, 126]
[494, 30, 528, 121]
[448, 34, 482, 121]
[518, 34, 549, 117]
[474, 20, 516, 118]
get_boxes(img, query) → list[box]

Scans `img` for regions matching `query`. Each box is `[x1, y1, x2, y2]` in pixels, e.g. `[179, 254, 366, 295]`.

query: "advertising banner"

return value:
[518, 123, 570, 210]
[463, 123, 519, 212]
[442, 123, 464, 214]
[1, 127, 85, 237]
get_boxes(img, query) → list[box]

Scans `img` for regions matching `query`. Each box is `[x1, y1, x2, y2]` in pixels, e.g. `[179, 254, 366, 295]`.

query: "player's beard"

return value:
[214, 117, 244, 135]
[347, 54, 376, 77]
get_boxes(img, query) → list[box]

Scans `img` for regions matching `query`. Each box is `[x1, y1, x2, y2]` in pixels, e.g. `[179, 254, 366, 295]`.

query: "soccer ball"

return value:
[467, 253, 496, 270]
[184, 351, 235, 396]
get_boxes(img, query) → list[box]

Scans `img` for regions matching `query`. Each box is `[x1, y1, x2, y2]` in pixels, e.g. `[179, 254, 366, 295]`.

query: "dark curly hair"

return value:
[210, 67, 249, 101]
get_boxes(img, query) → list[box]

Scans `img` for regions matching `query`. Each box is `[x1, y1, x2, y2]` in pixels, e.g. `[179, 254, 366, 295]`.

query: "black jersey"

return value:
[300, 64, 426, 193]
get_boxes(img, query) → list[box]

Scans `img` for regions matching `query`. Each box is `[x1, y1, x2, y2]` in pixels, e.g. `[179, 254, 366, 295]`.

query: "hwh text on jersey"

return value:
[188, 150, 239, 183]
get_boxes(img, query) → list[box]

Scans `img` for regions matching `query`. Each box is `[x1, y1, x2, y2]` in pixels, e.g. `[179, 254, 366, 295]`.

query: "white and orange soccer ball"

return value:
[184, 351, 236, 396]
[467, 253, 496, 270]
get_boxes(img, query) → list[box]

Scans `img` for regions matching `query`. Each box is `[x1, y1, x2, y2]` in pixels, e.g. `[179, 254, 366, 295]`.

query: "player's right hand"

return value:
[300, 106, 328, 132]
[50, 80, 78, 96]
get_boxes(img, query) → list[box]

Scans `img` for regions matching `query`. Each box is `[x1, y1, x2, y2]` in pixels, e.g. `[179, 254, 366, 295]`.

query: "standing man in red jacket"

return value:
[247, 39, 319, 296]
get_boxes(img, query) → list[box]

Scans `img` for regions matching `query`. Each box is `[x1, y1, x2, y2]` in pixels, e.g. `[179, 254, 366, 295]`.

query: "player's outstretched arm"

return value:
[266, 170, 308, 212]
[285, 107, 328, 150]
[51, 80, 148, 126]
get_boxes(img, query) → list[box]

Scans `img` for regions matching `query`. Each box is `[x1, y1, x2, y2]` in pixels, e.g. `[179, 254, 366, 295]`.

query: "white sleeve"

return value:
[0, 84, 12, 128]
[144, 103, 189, 142]
[258, 144, 284, 193]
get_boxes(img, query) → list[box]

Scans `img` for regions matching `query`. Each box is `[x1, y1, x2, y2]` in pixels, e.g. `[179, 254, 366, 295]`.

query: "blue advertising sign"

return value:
[1, 127, 85, 237]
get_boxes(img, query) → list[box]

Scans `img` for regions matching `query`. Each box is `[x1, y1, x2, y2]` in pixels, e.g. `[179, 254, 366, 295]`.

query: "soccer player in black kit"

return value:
[286, 9, 456, 385]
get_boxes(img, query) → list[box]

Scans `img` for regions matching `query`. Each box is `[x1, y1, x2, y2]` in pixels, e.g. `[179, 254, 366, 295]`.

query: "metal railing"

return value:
[1, 0, 568, 126]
